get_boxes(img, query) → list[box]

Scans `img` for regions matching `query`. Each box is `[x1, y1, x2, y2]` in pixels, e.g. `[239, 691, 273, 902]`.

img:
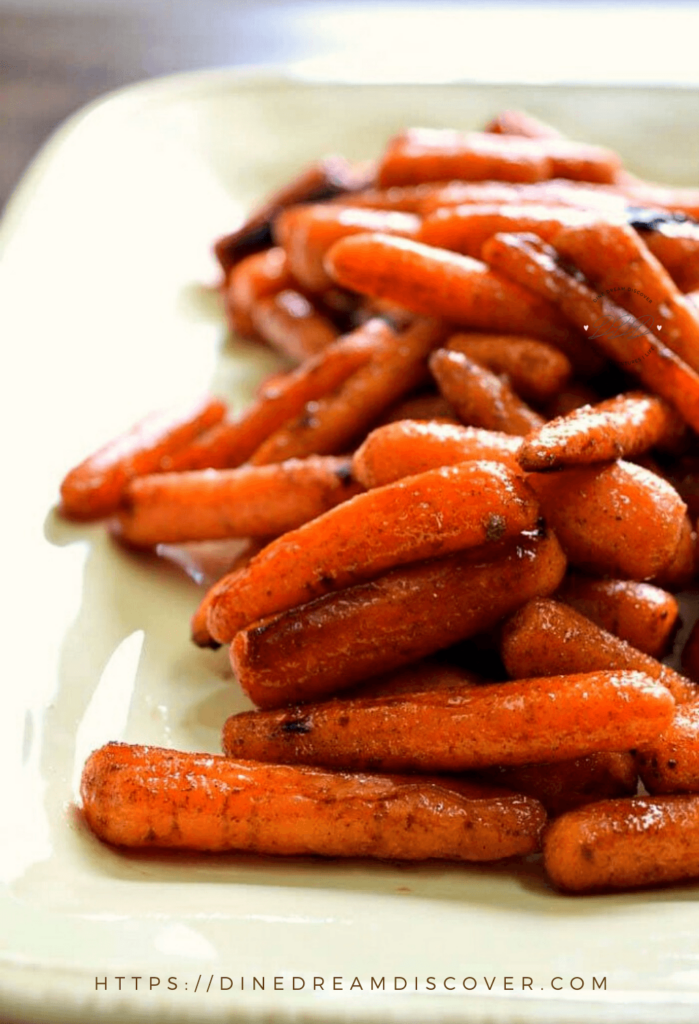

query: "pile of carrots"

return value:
[65, 109, 699, 894]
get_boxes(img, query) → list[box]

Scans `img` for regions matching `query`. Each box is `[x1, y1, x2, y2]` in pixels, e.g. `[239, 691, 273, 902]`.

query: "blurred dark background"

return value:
[3, 0, 699, 212]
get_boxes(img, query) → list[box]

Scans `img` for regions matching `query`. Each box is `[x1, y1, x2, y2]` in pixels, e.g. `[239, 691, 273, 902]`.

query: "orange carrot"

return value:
[418, 179, 629, 216]
[653, 514, 696, 591]
[249, 318, 445, 464]
[166, 322, 383, 472]
[637, 701, 699, 794]
[221, 670, 673, 772]
[446, 332, 572, 404]
[114, 456, 362, 548]
[556, 575, 679, 659]
[229, 527, 566, 708]
[500, 598, 696, 704]
[191, 540, 268, 650]
[377, 129, 621, 188]
[275, 204, 420, 293]
[543, 795, 699, 893]
[81, 743, 545, 861]
[225, 247, 295, 338]
[477, 753, 638, 817]
[484, 110, 563, 139]
[250, 289, 338, 360]
[517, 392, 684, 472]
[352, 420, 522, 488]
[207, 460, 540, 643]
[430, 348, 544, 435]
[59, 395, 227, 521]
[324, 232, 574, 344]
[482, 231, 699, 433]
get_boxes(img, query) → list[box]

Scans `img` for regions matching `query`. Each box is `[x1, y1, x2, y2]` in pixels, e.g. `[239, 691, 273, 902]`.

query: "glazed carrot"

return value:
[207, 460, 540, 643]
[352, 420, 522, 488]
[552, 220, 699, 373]
[500, 598, 696, 704]
[446, 333, 572, 404]
[214, 155, 366, 275]
[683, 620, 699, 683]
[81, 743, 545, 861]
[114, 456, 362, 548]
[477, 753, 638, 817]
[636, 701, 699, 794]
[484, 110, 564, 139]
[275, 204, 420, 292]
[653, 514, 696, 591]
[418, 179, 629, 216]
[225, 247, 295, 338]
[377, 129, 621, 188]
[543, 795, 699, 893]
[249, 318, 445, 464]
[430, 349, 544, 436]
[332, 183, 447, 213]
[482, 232, 699, 433]
[250, 289, 338, 360]
[59, 395, 227, 521]
[324, 233, 574, 344]
[191, 540, 268, 649]
[517, 392, 684, 472]
[375, 392, 458, 425]
[628, 208, 699, 293]
[527, 460, 687, 580]
[556, 575, 679, 659]
[229, 527, 566, 708]
[348, 659, 483, 699]
[166, 322, 384, 472]
[221, 670, 673, 772]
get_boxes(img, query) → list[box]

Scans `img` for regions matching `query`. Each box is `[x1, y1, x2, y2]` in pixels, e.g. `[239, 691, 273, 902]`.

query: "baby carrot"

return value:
[324, 232, 573, 344]
[477, 752, 638, 817]
[446, 332, 572, 404]
[484, 110, 563, 139]
[221, 670, 673, 773]
[527, 460, 687, 580]
[653, 514, 696, 591]
[114, 456, 362, 548]
[556, 575, 679, 659]
[352, 420, 522, 488]
[275, 204, 420, 293]
[250, 289, 338, 360]
[430, 348, 544, 435]
[517, 392, 684, 472]
[59, 395, 227, 520]
[229, 527, 566, 708]
[226, 247, 295, 326]
[500, 598, 696, 704]
[637, 701, 699, 794]
[249, 318, 445, 464]
[206, 460, 540, 643]
[543, 795, 699, 893]
[482, 231, 699, 433]
[82, 743, 546, 861]
[191, 540, 268, 649]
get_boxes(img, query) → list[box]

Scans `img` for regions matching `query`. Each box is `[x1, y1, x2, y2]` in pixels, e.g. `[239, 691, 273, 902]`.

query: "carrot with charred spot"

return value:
[446, 332, 572, 404]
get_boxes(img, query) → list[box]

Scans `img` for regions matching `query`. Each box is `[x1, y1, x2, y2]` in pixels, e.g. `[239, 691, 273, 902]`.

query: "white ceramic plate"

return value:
[2, 68, 699, 1024]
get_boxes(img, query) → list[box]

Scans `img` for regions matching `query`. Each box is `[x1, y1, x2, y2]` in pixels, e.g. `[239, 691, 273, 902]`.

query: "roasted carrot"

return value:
[275, 204, 420, 293]
[324, 232, 574, 344]
[417, 179, 629, 216]
[430, 348, 544, 435]
[477, 753, 638, 817]
[81, 743, 545, 861]
[556, 575, 679, 659]
[229, 527, 566, 708]
[352, 420, 522, 488]
[446, 332, 572, 404]
[377, 129, 621, 188]
[636, 701, 699, 794]
[214, 156, 366, 275]
[527, 460, 687, 580]
[482, 231, 699, 433]
[543, 794, 699, 893]
[249, 318, 445, 464]
[484, 110, 564, 139]
[224, 247, 295, 337]
[207, 460, 540, 643]
[653, 514, 696, 591]
[59, 396, 227, 521]
[249, 289, 338, 361]
[552, 220, 699, 374]
[166, 322, 384, 472]
[114, 456, 362, 548]
[628, 208, 699, 293]
[517, 392, 684, 472]
[500, 598, 696, 704]
[191, 540, 268, 649]
[222, 670, 673, 773]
